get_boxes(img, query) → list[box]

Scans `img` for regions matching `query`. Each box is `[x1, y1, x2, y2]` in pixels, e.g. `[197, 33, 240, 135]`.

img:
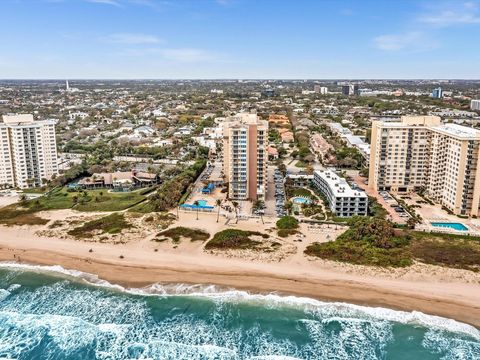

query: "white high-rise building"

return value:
[314, 85, 328, 94]
[471, 100, 480, 111]
[0, 114, 58, 188]
[369, 116, 480, 216]
[222, 113, 268, 200]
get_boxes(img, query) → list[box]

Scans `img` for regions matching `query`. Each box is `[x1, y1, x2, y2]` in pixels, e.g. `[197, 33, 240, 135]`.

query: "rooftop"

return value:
[377, 116, 480, 139]
[431, 123, 480, 139]
[314, 170, 367, 199]
[2, 114, 34, 124]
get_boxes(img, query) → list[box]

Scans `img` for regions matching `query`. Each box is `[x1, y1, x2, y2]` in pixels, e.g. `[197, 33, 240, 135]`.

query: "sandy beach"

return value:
[0, 209, 479, 328]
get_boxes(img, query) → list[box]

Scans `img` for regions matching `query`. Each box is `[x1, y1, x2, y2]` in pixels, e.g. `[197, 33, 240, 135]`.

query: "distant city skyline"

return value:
[1, 0, 479, 79]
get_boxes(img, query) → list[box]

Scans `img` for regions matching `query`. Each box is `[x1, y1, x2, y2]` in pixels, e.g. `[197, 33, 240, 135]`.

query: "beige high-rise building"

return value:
[369, 115, 480, 216]
[0, 114, 58, 188]
[222, 113, 268, 200]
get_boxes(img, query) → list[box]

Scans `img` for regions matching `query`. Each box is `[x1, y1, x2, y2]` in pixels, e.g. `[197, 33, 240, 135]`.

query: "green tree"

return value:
[253, 200, 265, 224]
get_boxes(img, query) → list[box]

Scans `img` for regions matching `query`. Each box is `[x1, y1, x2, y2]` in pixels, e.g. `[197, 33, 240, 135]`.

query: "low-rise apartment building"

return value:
[369, 115, 480, 216]
[313, 170, 368, 217]
[223, 113, 268, 200]
[0, 114, 58, 188]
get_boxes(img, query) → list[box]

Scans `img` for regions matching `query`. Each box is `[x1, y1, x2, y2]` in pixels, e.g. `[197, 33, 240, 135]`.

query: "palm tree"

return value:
[232, 201, 239, 223]
[19, 194, 27, 204]
[215, 199, 222, 223]
[284, 201, 293, 215]
[253, 199, 265, 224]
[193, 200, 200, 220]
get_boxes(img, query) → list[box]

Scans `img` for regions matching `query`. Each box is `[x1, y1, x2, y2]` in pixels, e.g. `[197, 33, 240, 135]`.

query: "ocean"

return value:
[0, 263, 478, 359]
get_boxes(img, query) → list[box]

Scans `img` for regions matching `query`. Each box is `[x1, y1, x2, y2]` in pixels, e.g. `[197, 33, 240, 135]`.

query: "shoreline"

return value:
[1, 247, 480, 328]
[0, 209, 479, 329]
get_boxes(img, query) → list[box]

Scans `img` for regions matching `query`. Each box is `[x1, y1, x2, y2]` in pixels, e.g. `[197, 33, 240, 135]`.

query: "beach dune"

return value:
[0, 215, 479, 328]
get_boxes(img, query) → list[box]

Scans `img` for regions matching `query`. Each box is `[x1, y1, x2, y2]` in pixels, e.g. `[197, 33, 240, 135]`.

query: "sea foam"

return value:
[0, 261, 478, 341]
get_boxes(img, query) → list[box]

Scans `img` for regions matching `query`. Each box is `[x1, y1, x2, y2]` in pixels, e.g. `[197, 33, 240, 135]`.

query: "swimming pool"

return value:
[180, 200, 214, 211]
[292, 197, 311, 205]
[430, 222, 468, 231]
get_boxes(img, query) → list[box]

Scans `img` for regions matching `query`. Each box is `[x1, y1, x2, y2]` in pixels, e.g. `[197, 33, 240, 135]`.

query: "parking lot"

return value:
[378, 191, 411, 222]
[351, 174, 406, 224]
[273, 169, 287, 217]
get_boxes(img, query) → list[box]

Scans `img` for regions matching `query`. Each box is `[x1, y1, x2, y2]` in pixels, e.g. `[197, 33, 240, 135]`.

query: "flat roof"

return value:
[314, 170, 367, 199]
[431, 123, 480, 139]
[2, 114, 34, 124]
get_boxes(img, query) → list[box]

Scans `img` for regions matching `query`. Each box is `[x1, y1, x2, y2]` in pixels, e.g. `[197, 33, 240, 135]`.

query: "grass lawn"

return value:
[0, 187, 147, 226]
[205, 229, 269, 250]
[294, 160, 307, 168]
[67, 213, 132, 239]
[291, 188, 314, 198]
[157, 226, 210, 243]
[24, 187, 146, 212]
[21, 187, 48, 194]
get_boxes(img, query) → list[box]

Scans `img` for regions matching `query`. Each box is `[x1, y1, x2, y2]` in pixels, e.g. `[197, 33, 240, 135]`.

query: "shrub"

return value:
[157, 227, 210, 242]
[205, 229, 267, 250]
[305, 217, 412, 267]
[67, 213, 132, 239]
[276, 216, 299, 230]
[278, 229, 298, 238]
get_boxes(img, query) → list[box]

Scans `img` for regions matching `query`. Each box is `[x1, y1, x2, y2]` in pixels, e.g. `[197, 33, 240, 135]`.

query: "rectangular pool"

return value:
[430, 222, 468, 231]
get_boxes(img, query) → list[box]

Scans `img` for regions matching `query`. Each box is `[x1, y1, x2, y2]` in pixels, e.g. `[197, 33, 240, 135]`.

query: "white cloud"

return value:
[417, 1, 480, 27]
[373, 31, 437, 52]
[160, 48, 219, 62]
[101, 33, 163, 44]
[85, 0, 121, 6]
[372, 1, 480, 53]
[117, 47, 225, 63]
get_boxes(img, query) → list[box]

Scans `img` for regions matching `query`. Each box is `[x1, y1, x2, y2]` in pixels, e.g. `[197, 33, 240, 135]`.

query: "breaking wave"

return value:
[0, 262, 478, 359]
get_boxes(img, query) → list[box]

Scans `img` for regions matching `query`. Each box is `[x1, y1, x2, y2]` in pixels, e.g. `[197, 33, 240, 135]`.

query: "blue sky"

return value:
[1, 0, 479, 79]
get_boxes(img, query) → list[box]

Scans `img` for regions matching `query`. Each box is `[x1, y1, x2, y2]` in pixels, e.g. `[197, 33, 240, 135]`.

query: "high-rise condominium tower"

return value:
[0, 114, 58, 188]
[369, 115, 480, 216]
[471, 99, 480, 111]
[222, 113, 268, 200]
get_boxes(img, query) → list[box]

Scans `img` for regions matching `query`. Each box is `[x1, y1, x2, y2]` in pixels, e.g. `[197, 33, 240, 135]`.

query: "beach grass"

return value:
[277, 229, 298, 238]
[305, 216, 480, 271]
[157, 227, 210, 243]
[205, 229, 269, 250]
[67, 213, 132, 239]
[128, 201, 156, 213]
[0, 206, 49, 226]
[409, 234, 480, 272]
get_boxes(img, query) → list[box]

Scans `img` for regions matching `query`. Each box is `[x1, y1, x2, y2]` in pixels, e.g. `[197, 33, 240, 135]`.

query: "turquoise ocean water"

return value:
[0, 263, 478, 359]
